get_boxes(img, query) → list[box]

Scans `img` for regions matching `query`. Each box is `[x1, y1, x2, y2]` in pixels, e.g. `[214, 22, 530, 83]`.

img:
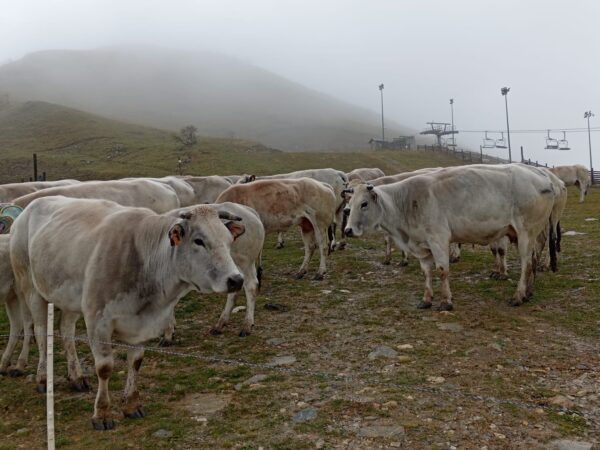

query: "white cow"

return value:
[344, 164, 563, 310]
[346, 168, 385, 183]
[549, 164, 590, 203]
[10, 196, 245, 430]
[0, 179, 80, 202]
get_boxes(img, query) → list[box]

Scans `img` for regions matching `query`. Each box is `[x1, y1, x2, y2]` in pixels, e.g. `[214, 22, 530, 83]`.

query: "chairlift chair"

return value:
[482, 131, 495, 149]
[545, 130, 559, 150]
[447, 137, 456, 148]
[495, 132, 507, 149]
[558, 131, 570, 151]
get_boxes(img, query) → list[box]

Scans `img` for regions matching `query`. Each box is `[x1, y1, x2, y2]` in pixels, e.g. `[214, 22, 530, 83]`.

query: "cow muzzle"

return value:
[344, 227, 354, 238]
[226, 274, 244, 293]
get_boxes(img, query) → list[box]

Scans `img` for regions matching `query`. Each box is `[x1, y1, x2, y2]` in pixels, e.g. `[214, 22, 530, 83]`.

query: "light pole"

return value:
[450, 98, 455, 147]
[501, 87, 512, 163]
[585, 110, 595, 184]
[379, 83, 385, 142]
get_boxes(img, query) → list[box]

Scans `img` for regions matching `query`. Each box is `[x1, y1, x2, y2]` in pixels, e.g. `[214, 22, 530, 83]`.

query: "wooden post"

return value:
[520, 146, 524, 163]
[47, 303, 55, 450]
[33, 153, 38, 182]
[480, 145, 483, 163]
[42, 172, 47, 181]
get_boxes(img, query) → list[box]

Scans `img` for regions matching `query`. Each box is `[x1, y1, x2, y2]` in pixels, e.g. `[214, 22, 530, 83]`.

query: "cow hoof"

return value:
[158, 337, 174, 347]
[8, 369, 24, 377]
[36, 383, 47, 394]
[399, 260, 409, 267]
[417, 301, 432, 309]
[449, 256, 460, 264]
[92, 418, 115, 431]
[124, 407, 145, 419]
[335, 242, 347, 251]
[275, 242, 284, 249]
[509, 298, 524, 307]
[71, 377, 91, 392]
[382, 260, 391, 266]
[294, 272, 306, 280]
[436, 302, 454, 312]
[312, 273, 324, 281]
[489, 271, 498, 279]
[238, 330, 251, 337]
[209, 328, 223, 336]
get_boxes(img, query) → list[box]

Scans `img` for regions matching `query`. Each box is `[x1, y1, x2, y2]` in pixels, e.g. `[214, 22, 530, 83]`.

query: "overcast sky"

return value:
[1, 0, 599, 166]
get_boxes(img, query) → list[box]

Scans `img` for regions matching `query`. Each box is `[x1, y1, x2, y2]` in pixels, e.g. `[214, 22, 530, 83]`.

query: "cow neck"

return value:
[134, 215, 187, 305]
[375, 187, 399, 235]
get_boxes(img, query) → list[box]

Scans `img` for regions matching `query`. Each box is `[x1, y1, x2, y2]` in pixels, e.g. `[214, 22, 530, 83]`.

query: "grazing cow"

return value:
[124, 176, 197, 207]
[346, 168, 385, 182]
[241, 169, 347, 249]
[216, 178, 336, 280]
[549, 164, 590, 203]
[12, 179, 180, 213]
[0, 180, 80, 202]
[0, 235, 32, 377]
[344, 164, 562, 310]
[161, 202, 265, 340]
[10, 196, 245, 430]
[179, 175, 235, 204]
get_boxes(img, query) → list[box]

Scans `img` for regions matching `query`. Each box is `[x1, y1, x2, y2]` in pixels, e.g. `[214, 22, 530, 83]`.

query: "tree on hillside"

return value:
[179, 125, 198, 146]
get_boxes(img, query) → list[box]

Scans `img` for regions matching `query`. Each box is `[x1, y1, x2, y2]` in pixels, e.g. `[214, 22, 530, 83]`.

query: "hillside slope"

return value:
[0, 47, 415, 151]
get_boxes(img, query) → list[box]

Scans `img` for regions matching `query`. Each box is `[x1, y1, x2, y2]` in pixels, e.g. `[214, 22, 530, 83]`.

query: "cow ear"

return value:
[169, 223, 185, 246]
[370, 190, 379, 203]
[225, 221, 245, 241]
[246, 175, 256, 183]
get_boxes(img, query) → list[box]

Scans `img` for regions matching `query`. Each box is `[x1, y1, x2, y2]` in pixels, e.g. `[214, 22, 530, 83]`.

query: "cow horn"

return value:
[366, 184, 374, 191]
[218, 211, 243, 221]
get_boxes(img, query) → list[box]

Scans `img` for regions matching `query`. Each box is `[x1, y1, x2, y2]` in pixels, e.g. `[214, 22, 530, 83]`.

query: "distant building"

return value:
[369, 135, 416, 150]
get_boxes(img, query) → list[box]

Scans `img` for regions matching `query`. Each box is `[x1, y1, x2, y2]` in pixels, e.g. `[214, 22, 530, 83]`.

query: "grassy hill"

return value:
[0, 47, 417, 151]
[0, 100, 461, 184]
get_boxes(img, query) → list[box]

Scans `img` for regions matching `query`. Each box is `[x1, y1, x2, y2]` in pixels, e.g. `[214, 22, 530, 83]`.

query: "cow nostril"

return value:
[226, 274, 244, 292]
[345, 228, 354, 237]
[343, 208, 350, 216]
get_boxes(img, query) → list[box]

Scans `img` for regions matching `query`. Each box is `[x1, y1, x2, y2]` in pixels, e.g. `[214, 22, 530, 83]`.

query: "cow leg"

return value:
[60, 311, 89, 391]
[240, 264, 260, 337]
[383, 234, 393, 265]
[159, 308, 176, 346]
[313, 225, 329, 280]
[579, 184, 585, 203]
[276, 232, 285, 249]
[25, 294, 49, 393]
[417, 255, 434, 309]
[334, 203, 346, 250]
[296, 228, 316, 279]
[430, 243, 453, 311]
[89, 326, 115, 430]
[511, 233, 533, 306]
[211, 291, 239, 335]
[13, 303, 33, 376]
[0, 289, 23, 374]
[449, 243, 461, 263]
[122, 347, 145, 420]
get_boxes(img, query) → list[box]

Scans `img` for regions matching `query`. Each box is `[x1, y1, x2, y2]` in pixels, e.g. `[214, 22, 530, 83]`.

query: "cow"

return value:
[0, 179, 80, 202]
[344, 164, 562, 310]
[9, 196, 245, 430]
[12, 179, 180, 213]
[179, 175, 235, 204]
[346, 168, 385, 183]
[124, 176, 197, 207]
[342, 167, 452, 266]
[240, 169, 347, 249]
[216, 178, 336, 280]
[161, 202, 265, 340]
[0, 235, 32, 377]
[549, 164, 590, 203]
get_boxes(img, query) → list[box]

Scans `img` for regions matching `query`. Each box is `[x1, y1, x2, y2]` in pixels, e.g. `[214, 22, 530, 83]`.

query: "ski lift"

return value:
[558, 131, 570, 151]
[447, 137, 456, 148]
[482, 131, 495, 149]
[545, 130, 559, 150]
[495, 132, 507, 149]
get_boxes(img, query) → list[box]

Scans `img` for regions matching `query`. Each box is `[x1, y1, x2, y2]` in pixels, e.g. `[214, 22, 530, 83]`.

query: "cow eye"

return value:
[194, 238, 205, 247]
[361, 201, 368, 208]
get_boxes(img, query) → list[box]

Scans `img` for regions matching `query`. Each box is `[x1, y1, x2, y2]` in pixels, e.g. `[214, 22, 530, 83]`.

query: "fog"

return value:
[1, 0, 599, 165]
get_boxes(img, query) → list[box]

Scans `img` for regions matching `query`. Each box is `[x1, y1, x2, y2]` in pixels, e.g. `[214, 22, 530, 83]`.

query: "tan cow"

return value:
[12, 179, 180, 213]
[216, 178, 336, 280]
[549, 164, 590, 203]
[9, 196, 245, 430]
[0, 179, 80, 202]
[346, 168, 385, 182]
[344, 164, 562, 310]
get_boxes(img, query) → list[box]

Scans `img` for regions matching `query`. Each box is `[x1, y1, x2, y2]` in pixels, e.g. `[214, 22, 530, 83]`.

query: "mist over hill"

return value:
[0, 47, 415, 151]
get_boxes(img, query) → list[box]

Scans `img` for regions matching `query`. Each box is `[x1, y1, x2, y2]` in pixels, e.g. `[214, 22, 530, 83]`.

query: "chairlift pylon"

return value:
[495, 132, 507, 149]
[558, 131, 570, 151]
[545, 130, 559, 150]
[482, 131, 495, 149]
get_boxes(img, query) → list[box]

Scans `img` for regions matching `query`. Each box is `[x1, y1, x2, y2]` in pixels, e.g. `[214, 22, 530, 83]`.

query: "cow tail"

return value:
[256, 265, 263, 290]
[548, 221, 558, 272]
[556, 221, 561, 253]
[327, 224, 335, 255]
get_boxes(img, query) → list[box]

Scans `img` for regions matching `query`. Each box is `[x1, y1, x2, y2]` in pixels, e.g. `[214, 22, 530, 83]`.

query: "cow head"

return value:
[238, 174, 256, 184]
[344, 183, 382, 238]
[168, 206, 245, 294]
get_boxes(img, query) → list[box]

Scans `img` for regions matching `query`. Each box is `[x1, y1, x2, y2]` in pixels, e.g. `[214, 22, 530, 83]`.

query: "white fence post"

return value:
[47, 303, 55, 450]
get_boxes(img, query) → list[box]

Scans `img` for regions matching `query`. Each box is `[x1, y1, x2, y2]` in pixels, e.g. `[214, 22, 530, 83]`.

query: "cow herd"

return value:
[0, 163, 591, 430]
